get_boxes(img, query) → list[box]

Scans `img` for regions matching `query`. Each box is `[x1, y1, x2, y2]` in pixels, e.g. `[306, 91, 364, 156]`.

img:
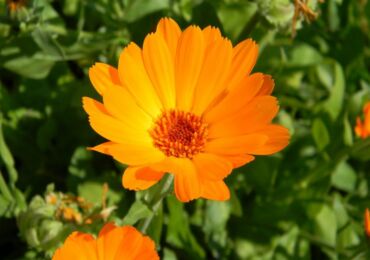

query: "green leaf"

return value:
[331, 161, 357, 192]
[0, 115, 18, 184]
[323, 61, 345, 121]
[343, 114, 353, 146]
[122, 200, 151, 226]
[3, 55, 55, 79]
[313, 204, 337, 246]
[166, 196, 205, 259]
[216, 1, 258, 40]
[288, 44, 323, 67]
[312, 118, 330, 151]
[123, 0, 170, 22]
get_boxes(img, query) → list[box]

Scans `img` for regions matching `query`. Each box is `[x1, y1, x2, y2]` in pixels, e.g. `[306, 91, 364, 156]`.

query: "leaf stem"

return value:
[139, 174, 174, 234]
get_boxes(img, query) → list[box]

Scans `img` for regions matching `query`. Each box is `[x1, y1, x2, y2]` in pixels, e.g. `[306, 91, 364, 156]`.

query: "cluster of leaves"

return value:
[0, 0, 369, 259]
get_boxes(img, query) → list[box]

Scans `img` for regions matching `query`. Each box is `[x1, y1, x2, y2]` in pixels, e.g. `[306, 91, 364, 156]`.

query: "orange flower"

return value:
[365, 208, 370, 237]
[52, 223, 159, 260]
[83, 18, 290, 202]
[6, 0, 27, 12]
[355, 102, 370, 139]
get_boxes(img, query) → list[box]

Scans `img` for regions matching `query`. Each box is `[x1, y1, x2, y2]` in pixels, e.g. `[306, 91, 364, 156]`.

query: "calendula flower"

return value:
[52, 223, 159, 260]
[365, 208, 370, 237]
[83, 18, 290, 202]
[355, 102, 370, 139]
[6, 0, 27, 12]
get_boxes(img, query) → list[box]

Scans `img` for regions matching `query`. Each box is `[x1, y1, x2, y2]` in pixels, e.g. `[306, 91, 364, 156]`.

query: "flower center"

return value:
[149, 110, 208, 158]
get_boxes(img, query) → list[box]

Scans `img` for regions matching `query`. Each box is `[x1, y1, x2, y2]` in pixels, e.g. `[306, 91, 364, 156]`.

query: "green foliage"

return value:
[0, 0, 369, 259]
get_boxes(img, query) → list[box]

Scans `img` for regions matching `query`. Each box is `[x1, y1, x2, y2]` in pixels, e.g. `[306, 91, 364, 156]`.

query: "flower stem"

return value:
[139, 174, 174, 234]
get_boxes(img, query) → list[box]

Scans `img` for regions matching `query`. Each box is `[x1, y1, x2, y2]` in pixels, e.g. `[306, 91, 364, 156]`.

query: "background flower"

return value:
[52, 222, 159, 260]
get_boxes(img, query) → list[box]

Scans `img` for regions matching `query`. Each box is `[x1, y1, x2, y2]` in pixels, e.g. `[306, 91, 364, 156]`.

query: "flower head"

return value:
[365, 208, 370, 237]
[52, 223, 159, 260]
[83, 18, 290, 202]
[6, 0, 27, 12]
[355, 102, 370, 139]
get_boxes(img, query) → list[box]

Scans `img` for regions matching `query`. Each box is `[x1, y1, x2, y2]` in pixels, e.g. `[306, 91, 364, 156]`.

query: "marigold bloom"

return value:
[83, 18, 290, 202]
[365, 208, 370, 237]
[6, 0, 27, 12]
[355, 102, 370, 139]
[52, 223, 159, 260]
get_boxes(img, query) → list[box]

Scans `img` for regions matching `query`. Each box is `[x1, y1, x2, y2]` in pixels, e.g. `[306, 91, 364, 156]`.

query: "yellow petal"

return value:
[227, 39, 258, 91]
[175, 26, 205, 111]
[191, 37, 232, 115]
[201, 180, 230, 201]
[143, 33, 176, 109]
[118, 42, 162, 118]
[156, 17, 181, 60]
[89, 63, 121, 95]
[83, 97, 149, 144]
[103, 82, 152, 130]
[122, 166, 164, 191]
[193, 153, 232, 181]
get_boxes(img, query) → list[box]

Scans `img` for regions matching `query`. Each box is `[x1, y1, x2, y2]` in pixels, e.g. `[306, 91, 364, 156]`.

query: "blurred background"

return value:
[0, 0, 370, 259]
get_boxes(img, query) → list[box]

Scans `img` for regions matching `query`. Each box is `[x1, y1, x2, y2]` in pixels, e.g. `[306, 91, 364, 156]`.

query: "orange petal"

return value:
[202, 26, 222, 45]
[89, 63, 121, 95]
[247, 124, 290, 155]
[90, 142, 165, 166]
[205, 134, 268, 155]
[175, 26, 205, 111]
[207, 96, 279, 139]
[191, 37, 232, 115]
[156, 17, 181, 60]
[155, 158, 202, 202]
[83, 97, 150, 145]
[113, 226, 159, 260]
[204, 73, 265, 122]
[365, 105, 370, 134]
[103, 83, 152, 130]
[122, 166, 164, 190]
[143, 33, 176, 109]
[227, 39, 258, 91]
[365, 208, 370, 237]
[222, 154, 255, 168]
[96, 223, 125, 260]
[201, 180, 230, 201]
[193, 153, 232, 181]
[118, 42, 162, 118]
[256, 74, 275, 96]
[52, 232, 98, 260]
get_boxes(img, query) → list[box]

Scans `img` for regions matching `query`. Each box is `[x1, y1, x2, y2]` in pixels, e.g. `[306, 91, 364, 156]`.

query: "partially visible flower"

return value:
[365, 208, 370, 237]
[84, 17, 290, 202]
[52, 223, 159, 260]
[355, 102, 370, 139]
[6, 0, 27, 12]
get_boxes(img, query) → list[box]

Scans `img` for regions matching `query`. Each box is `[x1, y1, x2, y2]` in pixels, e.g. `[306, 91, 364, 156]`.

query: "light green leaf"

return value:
[331, 161, 357, 192]
[312, 118, 330, 151]
[123, 0, 170, 22]
[323, 61, 345, 121]
[122, 200, 152, 226]
[3, 55, 55, 79]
